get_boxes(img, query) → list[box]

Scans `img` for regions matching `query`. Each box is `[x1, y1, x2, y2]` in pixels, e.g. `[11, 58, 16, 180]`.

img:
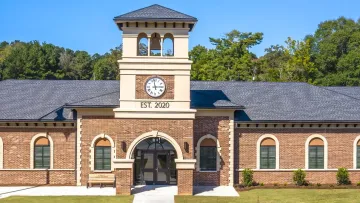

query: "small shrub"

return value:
[242, 168, 254, 187]
[293, 169, 306, 186]
[309, 183, 313, 187]
[337, 167, 350, 185]
[316, 183, 321, 187]
[330, 184, 334, 187]
[357, 182, 360, 186]
[274, 183, 278, 187]
[260, 182, 264, 186]
[283, 182, 287, 186]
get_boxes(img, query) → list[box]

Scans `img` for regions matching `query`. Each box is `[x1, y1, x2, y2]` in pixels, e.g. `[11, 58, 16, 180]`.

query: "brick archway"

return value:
[126, 130, 184, 160]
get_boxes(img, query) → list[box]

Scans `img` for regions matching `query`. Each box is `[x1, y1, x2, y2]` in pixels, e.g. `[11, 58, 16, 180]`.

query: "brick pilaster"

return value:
[178, 169, 193, 195]
[115, 169, 132, 195]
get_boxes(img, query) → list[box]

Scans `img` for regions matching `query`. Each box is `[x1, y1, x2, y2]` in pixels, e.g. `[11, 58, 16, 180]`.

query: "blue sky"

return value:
[1, 0, 359, 56]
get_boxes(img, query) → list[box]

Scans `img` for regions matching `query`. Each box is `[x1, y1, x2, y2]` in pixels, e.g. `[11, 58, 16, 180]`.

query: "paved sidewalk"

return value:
[0, 186, 115, 199]
[194, 186, 239, 197]
[132, 185, 177, 203]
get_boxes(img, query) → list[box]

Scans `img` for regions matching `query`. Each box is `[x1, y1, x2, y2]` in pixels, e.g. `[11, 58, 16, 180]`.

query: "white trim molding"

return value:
[0, 137, 3, 169]
[305, 134, 328, 169]
[256, 134, 280, 170]
[195, 134, 221, 172]
[90, 133, 116, 171]
[30, 133, 54, 169]
[353, 136, 360, 169]
[126, 131, 184, 160]
[76, 116, 82, 186]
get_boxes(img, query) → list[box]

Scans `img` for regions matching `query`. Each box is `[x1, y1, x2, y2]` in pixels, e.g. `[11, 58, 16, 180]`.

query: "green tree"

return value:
[190, 30, 263, 81]
[71, 51, 93, 80]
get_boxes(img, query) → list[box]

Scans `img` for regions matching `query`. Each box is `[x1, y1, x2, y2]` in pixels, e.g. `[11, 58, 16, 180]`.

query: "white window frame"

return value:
[0, 137, 3, 169]
[305, 134, 328, 170]
[30, 133, 53, 169]
[353, 136, 360, 169]
[90, 133, 115, 172]
[256, 134, 280, 170]
[196, 134, 221, 172]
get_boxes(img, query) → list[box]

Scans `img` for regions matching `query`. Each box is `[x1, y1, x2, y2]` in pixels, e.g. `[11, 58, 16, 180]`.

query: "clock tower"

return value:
[113, 4, 197, 119]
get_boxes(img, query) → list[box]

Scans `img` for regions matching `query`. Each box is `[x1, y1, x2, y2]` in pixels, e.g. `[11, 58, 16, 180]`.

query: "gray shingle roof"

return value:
[1, 80, 360, 122]
[113, 4, 197, 22]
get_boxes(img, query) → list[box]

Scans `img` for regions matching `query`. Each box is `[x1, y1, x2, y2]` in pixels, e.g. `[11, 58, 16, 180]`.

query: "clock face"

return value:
[145, 77, 166, 98]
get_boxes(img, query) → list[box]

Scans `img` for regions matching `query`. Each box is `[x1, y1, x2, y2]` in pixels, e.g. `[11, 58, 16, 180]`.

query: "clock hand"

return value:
[153, 80, 157, 90]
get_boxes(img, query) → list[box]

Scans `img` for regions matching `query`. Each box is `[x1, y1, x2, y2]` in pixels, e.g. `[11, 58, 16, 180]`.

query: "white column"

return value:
[160, 37, 164, 56]
[147, 37, 151, 56]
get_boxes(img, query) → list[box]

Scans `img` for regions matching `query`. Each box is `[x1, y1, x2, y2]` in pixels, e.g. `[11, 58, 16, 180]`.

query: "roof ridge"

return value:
[113, 4, 156, 19]
[315, 85, 360, 102]
[151, 4, 197, 19]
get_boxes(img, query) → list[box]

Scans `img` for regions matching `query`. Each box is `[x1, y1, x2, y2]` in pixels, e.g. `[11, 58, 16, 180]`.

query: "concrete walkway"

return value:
[194, 186, 239, 197]
[0, 185, 239, 202]
[132, 185, 177, 203]
[0, 186, 115, 199]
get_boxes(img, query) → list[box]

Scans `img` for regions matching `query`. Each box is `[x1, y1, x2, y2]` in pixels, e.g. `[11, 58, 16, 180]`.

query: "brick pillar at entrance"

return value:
[178, 169, 194, 195]
[175, 159, 196, 195]
[115, 169, 132, 195]
[113, 159, 134, 195]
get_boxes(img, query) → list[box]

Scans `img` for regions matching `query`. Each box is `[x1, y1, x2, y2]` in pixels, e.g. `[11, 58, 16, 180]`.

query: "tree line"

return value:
[1, 17, 360, 86]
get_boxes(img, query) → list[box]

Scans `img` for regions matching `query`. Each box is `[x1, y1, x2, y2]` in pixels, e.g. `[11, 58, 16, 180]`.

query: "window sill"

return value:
[93, 170, 113, 173]
[199, 170, 217, 173]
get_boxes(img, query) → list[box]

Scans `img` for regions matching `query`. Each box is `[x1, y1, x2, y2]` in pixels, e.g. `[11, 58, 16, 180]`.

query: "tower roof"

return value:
[113, 4, 197, 22]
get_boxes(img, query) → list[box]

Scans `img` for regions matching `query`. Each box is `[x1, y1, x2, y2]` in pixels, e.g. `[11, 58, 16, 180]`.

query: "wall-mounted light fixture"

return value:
[121, 141, 127, 152]
[184, 142, 189, 153]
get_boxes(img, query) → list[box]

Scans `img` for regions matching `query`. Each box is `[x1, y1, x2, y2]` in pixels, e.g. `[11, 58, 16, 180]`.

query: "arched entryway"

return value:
[133, 137, 177, 185]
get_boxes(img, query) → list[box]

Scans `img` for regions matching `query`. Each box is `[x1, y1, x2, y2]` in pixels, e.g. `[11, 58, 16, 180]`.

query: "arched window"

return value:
[34, 137, 50, 169]
[196, 134, 220, 172]
[162, 33, 174, 56]
[94, 138, 111, 170]
[150, 32, 161, 56]
[260, 138, 276, 169]
[357, 140, 360, 169]
[0, 137, 3, 169]
[354, 136, 360, 169]
[137, 33, 148, 56]
[305, 135, 327, 169]
[257, 134, 279, 169]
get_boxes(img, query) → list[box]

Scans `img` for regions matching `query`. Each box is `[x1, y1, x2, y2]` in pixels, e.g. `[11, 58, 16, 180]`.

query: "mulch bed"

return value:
[235, 184, 360, 192]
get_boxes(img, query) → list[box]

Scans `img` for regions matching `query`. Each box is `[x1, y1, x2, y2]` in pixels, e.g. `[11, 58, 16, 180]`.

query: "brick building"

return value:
[1, 4, 360, 195]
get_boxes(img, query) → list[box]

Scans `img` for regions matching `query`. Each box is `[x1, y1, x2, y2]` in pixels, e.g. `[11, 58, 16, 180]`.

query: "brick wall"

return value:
[115, 169, 132, 195]
[193, 116, 230, 186]
[80, 117, 193, 185]
[0, 170, 76, 185]
[178, 169, 193, 195]
[136, 75, 174, 99]
[0, 128, 76, 185]
[235, 128, 360, 184]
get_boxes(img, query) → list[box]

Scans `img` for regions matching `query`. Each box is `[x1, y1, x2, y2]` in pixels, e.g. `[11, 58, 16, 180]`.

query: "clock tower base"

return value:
[113, 108, 196, 119]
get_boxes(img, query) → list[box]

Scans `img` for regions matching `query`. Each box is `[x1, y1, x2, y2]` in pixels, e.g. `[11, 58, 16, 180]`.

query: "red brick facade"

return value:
[80, 116, 194, 188]
[193, 116, 231, 186]
[0, 127, 76, 185]
[1, 119, 360, 191]
[234, 128, 360, 185]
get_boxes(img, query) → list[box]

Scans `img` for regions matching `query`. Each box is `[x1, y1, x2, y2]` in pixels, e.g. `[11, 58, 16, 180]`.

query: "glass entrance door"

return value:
[133, 138, 177, 185]
[135, 150, 176, 185]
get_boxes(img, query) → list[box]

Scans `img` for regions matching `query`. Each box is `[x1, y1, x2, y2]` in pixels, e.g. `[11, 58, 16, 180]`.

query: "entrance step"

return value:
[132, 185, 177, 203]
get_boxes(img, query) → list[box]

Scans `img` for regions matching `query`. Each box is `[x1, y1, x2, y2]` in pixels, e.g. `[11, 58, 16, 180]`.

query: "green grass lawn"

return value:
[2, 189, 360, 203]
[0, 196, 134, 203]
[176, 189, 360, 203]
